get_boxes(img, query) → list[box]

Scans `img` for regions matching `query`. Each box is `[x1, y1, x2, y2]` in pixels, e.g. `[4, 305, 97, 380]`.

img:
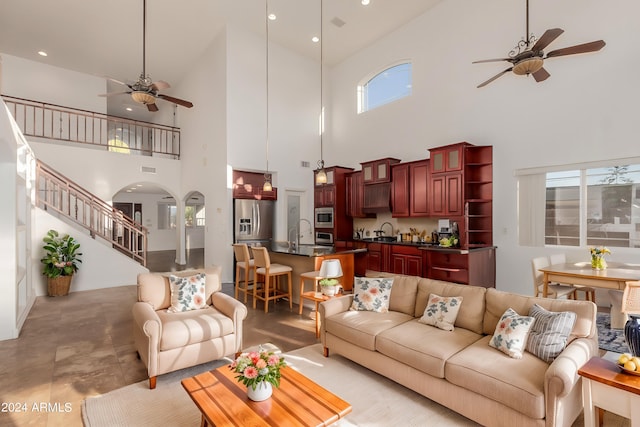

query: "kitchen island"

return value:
[267, 243, 365, 307]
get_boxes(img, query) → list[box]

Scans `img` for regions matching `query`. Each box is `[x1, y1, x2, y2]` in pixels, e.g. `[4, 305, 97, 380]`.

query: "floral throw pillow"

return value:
[418, 294, 463, 331]
[489, 308, 535, 359]
[349, 277, 394, 313]
[168, 273, 208, 313]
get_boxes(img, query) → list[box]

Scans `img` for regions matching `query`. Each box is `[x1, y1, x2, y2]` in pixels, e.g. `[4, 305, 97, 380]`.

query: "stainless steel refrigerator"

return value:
[233, 199, 274, 246]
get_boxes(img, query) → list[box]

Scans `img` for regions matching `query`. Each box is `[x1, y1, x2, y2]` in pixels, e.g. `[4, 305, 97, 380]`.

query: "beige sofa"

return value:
[133, 267, 247, 389]
[319, 272, 598, 427]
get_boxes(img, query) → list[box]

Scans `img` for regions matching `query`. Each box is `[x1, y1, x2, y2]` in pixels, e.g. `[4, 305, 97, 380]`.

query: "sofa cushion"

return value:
[483, 288, 596, 341]
[365, 270, 418, 316]
[168, 273, 208, 313]
[415, 279, 486, 335]
[377, 319, 483, 378]
[446, 335, 548, 420]
[489, 308, 535, 359]
[324, 310, 413, 351]
[137, 266, 222, 310]
[350, 277, 394, 313]
[157, 306, 234, 351]
[525, 304, 577, 362]
[418, 294, 463, 331]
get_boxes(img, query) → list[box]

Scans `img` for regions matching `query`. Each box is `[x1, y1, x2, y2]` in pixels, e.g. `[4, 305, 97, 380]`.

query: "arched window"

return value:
[358, 61, 412, 114]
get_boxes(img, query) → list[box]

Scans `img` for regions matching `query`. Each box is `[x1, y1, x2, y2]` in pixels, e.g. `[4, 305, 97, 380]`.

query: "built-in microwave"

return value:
[315, 231, 334, 245]
[314, 207, 334, 229]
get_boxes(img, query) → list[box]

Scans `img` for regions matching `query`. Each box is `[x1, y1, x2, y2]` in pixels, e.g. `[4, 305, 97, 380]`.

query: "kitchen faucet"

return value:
[298, 218, 312, 240]
[289, 218, 312, 250]
[288, 226, 298, 251]
[380, 221, 394, 237]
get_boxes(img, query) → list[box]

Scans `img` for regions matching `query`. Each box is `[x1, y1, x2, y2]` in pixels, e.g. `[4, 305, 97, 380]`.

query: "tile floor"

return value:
[0, 248, 628, 426]
[0, 251, 318, 427]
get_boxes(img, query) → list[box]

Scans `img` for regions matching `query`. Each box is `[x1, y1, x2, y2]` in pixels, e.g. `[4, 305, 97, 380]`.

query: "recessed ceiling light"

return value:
[268, 13, 276, 20]
[312, 36, 320, 43]
[126, 107, 133, 111]
[361, 0, 370, 5]
[38, 51, 48, 57]
[126, 189, 132, 193]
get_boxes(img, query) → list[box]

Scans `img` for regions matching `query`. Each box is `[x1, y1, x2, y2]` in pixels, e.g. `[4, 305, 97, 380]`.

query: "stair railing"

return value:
[35, 160, 147, 266]
[2, 95, 180, 159]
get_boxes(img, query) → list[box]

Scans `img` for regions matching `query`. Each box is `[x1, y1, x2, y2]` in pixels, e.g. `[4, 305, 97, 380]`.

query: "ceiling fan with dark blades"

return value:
[99, 0, 193, 111]
[473, 0, 605, 88]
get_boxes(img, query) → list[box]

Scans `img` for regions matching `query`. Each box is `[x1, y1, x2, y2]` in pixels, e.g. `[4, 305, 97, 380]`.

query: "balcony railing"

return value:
[2, 95, 180, 159]
[36, 160, 147, 266]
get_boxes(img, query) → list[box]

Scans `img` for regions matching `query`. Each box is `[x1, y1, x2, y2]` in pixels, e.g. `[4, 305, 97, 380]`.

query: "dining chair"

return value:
[531, 256, 577, 299]
[251, 246, 293, 313]
[232, 243, 254, 303]
[549, 253, 596, 303]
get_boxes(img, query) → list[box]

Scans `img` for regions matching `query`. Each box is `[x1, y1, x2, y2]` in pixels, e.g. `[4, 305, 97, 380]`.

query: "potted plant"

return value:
[230, 349, 286, 401]
[41, 229, 82, 296]
[320, 278, 340, 296]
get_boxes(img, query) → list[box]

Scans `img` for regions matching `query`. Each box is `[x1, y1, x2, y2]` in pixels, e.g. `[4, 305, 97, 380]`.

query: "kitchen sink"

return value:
[361, 236, 397, 243]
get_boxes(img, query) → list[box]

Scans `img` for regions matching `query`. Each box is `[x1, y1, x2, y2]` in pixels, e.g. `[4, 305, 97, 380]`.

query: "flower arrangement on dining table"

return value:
[590, 246, 611, 270]
[230, 349, 287, 390]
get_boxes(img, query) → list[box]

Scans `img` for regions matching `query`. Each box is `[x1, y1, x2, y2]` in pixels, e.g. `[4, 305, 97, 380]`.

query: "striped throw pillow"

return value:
[525, 304, 576, 362]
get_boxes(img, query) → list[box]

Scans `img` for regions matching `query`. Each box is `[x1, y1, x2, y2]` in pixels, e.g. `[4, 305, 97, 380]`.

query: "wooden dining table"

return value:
[540, 262, 640, 298]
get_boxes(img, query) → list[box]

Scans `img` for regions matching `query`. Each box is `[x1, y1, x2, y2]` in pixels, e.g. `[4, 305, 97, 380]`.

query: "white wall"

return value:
[33, 210, 147, 295]
[225, 25, 319, 246]
[1, 53, 106, 113]
[329, 0, 640, 297]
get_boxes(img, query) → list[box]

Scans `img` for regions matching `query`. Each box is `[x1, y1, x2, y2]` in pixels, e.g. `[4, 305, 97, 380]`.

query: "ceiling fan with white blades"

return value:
[99, 0, 193, 111]
[473, 0, 605, 88]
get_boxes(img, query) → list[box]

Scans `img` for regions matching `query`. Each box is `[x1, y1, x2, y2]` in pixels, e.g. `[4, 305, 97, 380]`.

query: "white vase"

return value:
[247, 381, 272, 401]
[322, 285, 337, 297]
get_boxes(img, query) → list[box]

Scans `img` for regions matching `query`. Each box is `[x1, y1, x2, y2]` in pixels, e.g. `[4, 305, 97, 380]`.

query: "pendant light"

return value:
[314, 0, 327, 185]
[263, 0, 273, 192]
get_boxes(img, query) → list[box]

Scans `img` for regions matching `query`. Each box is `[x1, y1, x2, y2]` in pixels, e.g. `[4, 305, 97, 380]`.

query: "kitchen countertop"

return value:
[353, 238, 496, 254]
[270, 242, 367, 257]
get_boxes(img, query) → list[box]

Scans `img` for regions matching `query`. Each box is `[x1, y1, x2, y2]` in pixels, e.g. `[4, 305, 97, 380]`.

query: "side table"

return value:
[578, 356, 640, 427]
[299, 291, 340, 338]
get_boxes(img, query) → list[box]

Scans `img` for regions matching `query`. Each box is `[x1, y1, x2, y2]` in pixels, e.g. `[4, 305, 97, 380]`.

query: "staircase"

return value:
[36, 160, 147, 266]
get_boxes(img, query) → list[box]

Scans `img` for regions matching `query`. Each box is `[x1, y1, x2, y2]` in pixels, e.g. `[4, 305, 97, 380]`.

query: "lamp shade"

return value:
[315, 169, 327, 185]
[319, 259, 343, 278]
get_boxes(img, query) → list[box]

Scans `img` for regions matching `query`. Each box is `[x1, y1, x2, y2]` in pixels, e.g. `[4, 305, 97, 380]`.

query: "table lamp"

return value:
[317, 259, 343, 298]
[622, 282, 640, 357]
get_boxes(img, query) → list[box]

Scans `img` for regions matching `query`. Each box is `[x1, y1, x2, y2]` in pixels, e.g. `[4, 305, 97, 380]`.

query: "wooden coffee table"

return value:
[182, 363, 352, 427]
[578, 356, 640, 427]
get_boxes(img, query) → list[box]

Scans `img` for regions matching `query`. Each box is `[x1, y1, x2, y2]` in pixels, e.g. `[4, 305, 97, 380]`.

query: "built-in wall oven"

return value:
[314, 207, 334, 229]
[315, 231, 334, 245]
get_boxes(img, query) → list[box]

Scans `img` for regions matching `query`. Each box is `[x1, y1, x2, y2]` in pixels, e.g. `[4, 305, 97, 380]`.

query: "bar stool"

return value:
[251, 247, 293, 313]
[299, 270, 322, 315]
[232, 243, 254, 303]
[549, 253, 596, 303]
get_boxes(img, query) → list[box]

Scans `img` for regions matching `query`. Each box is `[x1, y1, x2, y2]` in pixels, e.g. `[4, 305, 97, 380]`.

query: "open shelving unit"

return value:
[464, 145, 493, 248]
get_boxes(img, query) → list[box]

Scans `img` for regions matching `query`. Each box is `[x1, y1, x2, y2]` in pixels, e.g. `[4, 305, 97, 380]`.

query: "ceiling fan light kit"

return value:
[131, 91, 155, 105]
[473, 0, 605, 88]
[99, 0, 193, 111]
[512, 57, 544, 75]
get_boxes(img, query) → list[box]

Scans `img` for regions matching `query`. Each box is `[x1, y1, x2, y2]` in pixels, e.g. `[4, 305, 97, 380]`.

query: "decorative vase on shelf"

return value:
[591, 255, 607, 270]
[322, 285, 338, 297]
[624, 316, 640, 357]
[247, 381, 272, 401]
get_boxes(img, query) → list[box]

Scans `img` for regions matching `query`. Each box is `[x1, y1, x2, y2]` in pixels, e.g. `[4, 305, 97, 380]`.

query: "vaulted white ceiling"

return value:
[0, 0, 441, 91]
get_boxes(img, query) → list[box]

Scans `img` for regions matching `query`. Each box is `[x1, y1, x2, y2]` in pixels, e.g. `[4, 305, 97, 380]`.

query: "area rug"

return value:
[82, 343, 481, 426]
[597, 312, 630, 354]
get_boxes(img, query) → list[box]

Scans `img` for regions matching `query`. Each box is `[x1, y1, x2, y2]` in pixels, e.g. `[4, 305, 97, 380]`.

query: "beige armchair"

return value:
[132, 266, 247, 389]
